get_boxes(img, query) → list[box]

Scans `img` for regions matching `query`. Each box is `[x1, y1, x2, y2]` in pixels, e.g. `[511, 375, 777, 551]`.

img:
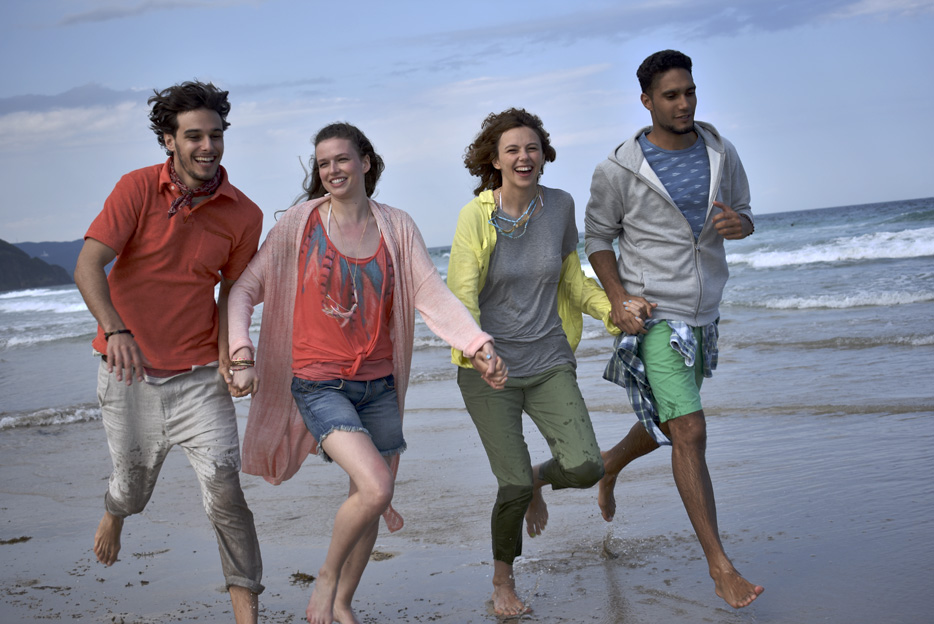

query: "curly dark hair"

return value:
[463, 108, 557, 196]
[637, 50, 693, 95]
[148, 81, 231, 155]
[300, 122, 385, 201]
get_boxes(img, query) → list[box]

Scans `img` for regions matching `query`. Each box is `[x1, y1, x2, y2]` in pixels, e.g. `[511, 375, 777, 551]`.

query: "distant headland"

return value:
[0, 239, 79, 292]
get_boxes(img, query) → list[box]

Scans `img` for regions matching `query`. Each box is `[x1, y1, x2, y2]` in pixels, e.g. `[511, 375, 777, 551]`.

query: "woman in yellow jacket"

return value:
[447, 108, 619, 616]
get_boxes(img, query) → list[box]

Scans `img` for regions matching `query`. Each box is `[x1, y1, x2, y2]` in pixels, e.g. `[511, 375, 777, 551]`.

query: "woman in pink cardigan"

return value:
[227, 123, 506, 624]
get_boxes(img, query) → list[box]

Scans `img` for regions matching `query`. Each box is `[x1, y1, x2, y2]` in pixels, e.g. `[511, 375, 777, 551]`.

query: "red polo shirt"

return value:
[86, 159, 262, 369]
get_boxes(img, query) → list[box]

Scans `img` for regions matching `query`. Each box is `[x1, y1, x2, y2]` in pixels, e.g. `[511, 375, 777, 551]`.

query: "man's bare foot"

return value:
[712, 566, 764, 608]
[524, 487, 548, 537]
[306, 573, 337, 624]
[93, 512, 124, 566]
[597, 472, 617, 522]
[333, 601, 362, 624]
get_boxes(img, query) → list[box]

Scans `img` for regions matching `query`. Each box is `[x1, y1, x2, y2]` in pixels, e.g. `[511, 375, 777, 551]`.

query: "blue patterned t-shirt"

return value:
[639, 132, 710, 239]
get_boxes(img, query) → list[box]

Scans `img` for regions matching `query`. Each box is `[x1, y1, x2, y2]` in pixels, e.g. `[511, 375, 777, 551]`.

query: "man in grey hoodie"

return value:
[584, 49, 763, 609]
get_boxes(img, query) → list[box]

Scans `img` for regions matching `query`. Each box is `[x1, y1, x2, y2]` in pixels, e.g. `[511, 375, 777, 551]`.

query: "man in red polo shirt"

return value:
[74, 81, 264, 623]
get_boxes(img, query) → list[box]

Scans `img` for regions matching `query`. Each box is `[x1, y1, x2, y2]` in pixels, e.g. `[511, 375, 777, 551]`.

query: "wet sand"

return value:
[2, 343, 932, 623]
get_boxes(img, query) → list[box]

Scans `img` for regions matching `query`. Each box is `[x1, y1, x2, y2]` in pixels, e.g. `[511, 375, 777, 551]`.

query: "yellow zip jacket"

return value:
[448, 189, 620, 368]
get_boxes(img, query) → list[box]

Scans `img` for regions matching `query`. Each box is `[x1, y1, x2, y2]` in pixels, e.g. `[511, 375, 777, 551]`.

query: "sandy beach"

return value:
[2, 332, 932, 624]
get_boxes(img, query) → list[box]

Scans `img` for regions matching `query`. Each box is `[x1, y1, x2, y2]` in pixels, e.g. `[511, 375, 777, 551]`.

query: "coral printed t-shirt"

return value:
[86, 160, 262, 369]
[292, 208, 394, 381]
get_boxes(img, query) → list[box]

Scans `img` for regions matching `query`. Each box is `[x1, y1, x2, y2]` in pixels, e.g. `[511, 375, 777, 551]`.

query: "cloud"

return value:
[0, 102, 145, 149]
[831, 0, 934, 17]
[0, 84, 144, 115]
[232, 77, 335, 97]
[422, 64, 612, 104]
[58, 0, 265, 26]
[394, 0, 924, 64]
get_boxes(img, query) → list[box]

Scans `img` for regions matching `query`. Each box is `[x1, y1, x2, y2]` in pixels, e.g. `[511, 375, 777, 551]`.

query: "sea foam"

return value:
[728, 227, 934, 269]
[0, 405, 101, 430]
[748, 290, 933, 310]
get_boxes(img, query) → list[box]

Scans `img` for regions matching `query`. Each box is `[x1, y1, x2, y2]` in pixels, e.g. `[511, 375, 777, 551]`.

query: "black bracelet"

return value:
[738, 213, 755, 236]
[104, 329, 134, 340]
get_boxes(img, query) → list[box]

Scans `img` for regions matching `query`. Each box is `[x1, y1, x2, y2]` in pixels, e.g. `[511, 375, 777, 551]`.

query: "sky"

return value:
[1, 0, 933, 247]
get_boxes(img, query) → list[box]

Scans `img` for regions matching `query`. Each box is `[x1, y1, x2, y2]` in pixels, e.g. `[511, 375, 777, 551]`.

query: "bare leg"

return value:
[667, 411, 763, 608]
[332, 486, 382, 624]
[597, 421, 660, 521]
[491, 559, 530, 617]
[93, 511, 124, 566]
[229, 585, 258, 624]
[305, 431, 394, 624]
[524, 463, 549, 537]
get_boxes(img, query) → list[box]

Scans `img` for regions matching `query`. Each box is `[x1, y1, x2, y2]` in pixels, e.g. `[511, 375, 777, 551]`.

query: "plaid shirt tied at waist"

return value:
[603, 318, 719, 446]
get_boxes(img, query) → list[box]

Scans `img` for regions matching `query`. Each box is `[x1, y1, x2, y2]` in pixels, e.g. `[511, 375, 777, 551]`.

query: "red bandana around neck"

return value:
[167, 157, 222, 218]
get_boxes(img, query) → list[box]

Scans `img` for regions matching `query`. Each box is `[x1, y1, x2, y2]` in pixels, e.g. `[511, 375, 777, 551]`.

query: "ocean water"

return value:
[1, 197, 932, 428]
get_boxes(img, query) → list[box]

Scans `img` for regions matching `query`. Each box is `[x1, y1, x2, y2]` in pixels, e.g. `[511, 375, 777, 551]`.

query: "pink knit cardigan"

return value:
[228, 197, 492, 532]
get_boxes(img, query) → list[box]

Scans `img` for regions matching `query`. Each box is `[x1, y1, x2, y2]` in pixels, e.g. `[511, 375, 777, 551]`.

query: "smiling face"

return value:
[315, 137, 371, 201]
[162, 108, 225, 189]
[641, 68, 697, 148]
[492, 126, 543, 193]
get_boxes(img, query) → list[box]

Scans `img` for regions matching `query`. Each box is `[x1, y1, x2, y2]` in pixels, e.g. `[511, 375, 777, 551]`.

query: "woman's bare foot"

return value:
[492, 584, 530, 617]
[524, 487, 548, 537]
[712, 565, 764, 608]
[306, 572, 337, 624]
[491, 561, 530, 617]
[332, 601, 362, 624]
[93, 512, 124, 566]
[597, 472, 617, 522]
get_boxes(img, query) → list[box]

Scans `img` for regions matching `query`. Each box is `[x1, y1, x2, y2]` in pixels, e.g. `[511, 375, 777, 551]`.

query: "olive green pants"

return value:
[457, 364, 604, 564]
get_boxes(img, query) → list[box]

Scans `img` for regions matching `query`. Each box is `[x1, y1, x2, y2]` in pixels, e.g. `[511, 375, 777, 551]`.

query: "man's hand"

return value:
[712, 201, 751, 239]
[219, 347, 234, 387]
[105, 331, 147, 385]
[74, 237, 149, 384]
[470, 341, 508, 390]
[608, 291, 657, 335]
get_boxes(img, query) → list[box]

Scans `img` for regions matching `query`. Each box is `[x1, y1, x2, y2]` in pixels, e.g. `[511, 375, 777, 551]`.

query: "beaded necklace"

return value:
[489, 188, 543, 239]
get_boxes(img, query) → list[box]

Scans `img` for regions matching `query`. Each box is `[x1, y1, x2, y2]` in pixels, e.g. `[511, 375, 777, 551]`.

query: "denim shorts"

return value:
[290, 375, 406, 462]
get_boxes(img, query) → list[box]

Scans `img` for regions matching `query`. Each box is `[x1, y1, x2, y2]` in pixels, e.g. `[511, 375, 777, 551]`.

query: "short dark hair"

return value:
[301, 122, 385, 200]
[637, 50, 693, 94]
[148, 81, 231, 155]
[463, 108, 557, 196]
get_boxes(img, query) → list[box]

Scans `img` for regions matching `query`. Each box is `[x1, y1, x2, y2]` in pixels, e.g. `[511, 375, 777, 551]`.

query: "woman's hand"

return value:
[471, 341, 508, 390]
[228, 346, 259, 397]
[230, 367, 260, 397]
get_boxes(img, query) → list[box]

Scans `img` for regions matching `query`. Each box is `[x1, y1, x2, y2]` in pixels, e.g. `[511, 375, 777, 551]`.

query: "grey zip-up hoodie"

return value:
[584, 121, 752, 326]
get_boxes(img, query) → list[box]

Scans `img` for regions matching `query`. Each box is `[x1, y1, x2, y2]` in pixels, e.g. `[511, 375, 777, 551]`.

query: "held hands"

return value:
[610, 293, 657, 335]
[471, 341, 508, 390]
[230, 368, 259, 397]
[226, 347, 259, 397]
[106, 331, 147, 385]
[712, 201, 751, 240]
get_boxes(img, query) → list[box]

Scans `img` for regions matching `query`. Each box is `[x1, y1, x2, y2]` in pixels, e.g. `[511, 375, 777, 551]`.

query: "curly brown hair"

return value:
[463, 108, 556, 196]
[300, 122, 386, 201]
[148, 81, 231, 155]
